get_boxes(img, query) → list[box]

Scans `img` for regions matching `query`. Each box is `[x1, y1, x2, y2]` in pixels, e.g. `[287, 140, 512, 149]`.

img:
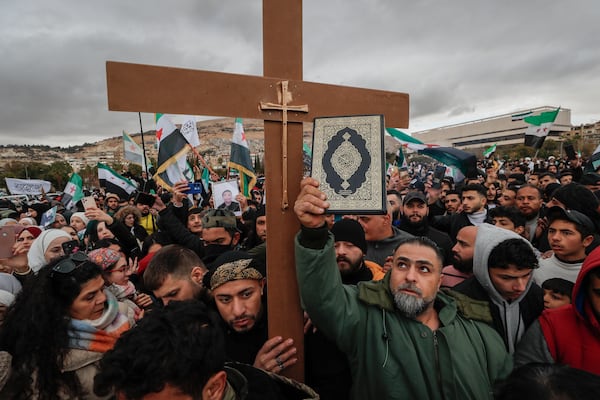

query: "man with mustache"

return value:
[399, 191, 453, 266]
[145, 246, 296, 376]
[294, 177, 511, 399]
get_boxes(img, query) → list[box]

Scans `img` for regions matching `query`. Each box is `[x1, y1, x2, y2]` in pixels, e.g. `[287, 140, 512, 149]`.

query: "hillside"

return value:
[0, 117, 401, 169]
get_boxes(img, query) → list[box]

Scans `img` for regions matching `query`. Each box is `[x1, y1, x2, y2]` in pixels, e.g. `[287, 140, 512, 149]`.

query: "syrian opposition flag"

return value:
[98, 163, 137, 200]
[386, 127, 437, 151]
[123, 131, 151, 170]
[395, 147, 408, 168]
[418, 147, 477, 179]
[61, 173, 84, 210]
[154, 113, 193, 191]
[589, 144, 600, 171]
[523, 108, 560, 149]
[483, 143, 497, 158]
[228, 118, 256, 197]
[511, 111, 533, 121]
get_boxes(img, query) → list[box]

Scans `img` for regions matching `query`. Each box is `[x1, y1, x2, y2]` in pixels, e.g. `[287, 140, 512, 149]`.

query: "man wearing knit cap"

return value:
[331, 219, 384, 282]
[203, 251, 297, 376]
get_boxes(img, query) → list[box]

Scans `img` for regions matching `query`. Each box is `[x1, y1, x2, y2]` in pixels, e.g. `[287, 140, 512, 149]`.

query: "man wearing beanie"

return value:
[331, 219, 384, 283]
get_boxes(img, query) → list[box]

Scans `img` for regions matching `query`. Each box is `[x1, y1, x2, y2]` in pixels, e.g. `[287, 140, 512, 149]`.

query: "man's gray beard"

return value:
[392, 284, 435, 319]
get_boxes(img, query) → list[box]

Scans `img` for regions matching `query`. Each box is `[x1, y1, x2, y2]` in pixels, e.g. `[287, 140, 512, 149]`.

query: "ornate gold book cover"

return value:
[311, 115, 386, 214]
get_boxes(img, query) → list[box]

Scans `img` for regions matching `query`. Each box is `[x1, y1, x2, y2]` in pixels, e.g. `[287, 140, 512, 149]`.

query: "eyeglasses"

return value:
[51, 252, 88, 276]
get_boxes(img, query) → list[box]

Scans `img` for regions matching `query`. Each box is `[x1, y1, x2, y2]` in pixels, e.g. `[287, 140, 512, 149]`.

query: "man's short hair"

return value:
[488, 206, 526, 229]
[393, 236, 444, 269]
[517, 184, 544, 199]
[461, 184, 487, 199]
[539, 172, 556, 181]
[445, 189, 460, 198]
[144, 244, 205, 291]
[93, 300, 224, 399]
[488, 238, 538, 270]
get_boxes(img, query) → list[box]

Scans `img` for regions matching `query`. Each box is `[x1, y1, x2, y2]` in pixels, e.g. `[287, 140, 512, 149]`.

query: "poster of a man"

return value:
[213, 180, 242, 215]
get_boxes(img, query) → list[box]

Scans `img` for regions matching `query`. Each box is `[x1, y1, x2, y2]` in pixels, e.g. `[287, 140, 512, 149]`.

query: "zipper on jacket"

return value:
[433, 331, 447, 400]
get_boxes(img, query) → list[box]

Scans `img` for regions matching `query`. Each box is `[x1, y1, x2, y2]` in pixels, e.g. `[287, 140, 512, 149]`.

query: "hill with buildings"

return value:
[0, 117, 403, 171]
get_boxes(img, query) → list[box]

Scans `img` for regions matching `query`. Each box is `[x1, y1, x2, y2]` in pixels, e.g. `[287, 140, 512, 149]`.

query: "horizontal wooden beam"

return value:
[106, 61, 409, 127]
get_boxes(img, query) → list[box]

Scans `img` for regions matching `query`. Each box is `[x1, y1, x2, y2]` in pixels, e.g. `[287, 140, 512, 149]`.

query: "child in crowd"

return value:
[541, 278, 573, 309]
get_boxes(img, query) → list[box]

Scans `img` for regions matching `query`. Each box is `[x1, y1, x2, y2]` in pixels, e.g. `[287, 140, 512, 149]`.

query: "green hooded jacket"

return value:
[295, 229, 512, 400]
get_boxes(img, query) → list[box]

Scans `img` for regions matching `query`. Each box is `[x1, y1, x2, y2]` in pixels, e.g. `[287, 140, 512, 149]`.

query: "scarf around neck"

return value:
[68, 289, 131, 353]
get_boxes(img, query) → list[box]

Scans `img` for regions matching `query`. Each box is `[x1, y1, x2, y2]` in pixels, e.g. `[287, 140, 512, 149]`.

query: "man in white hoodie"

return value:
[454, 223, 544, 353]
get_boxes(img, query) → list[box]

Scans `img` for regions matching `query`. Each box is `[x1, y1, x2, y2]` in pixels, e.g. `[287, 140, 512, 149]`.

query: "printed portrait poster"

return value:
[212, 179, 242, 216]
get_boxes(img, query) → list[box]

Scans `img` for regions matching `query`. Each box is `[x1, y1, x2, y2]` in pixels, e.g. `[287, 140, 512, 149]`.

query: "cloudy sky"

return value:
[2, 0, 599, 147]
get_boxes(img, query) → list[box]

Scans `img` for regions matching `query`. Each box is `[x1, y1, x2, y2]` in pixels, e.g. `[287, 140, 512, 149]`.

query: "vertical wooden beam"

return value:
[263, 0, 305, 382]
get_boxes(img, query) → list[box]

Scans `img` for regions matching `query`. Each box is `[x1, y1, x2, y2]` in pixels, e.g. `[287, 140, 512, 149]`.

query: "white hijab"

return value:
[27, 229, 71, 272]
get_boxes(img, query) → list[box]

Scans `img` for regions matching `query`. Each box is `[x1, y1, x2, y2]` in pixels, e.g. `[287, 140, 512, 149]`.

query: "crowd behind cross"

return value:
[0, 153, 600, 399]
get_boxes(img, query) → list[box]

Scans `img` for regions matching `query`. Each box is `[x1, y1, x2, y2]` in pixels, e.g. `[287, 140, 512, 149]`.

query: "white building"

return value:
[413, 106, 571, 150]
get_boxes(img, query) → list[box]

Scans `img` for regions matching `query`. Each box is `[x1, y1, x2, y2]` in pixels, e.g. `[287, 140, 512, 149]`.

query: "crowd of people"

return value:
[0, 152, 599, 399]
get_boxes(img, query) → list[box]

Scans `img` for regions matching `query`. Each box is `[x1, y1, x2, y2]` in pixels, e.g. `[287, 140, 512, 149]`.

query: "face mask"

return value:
[204, 243, 232, 258]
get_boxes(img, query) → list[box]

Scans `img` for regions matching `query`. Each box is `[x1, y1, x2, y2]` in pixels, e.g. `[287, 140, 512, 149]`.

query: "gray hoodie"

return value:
[472, 223, 537, 353]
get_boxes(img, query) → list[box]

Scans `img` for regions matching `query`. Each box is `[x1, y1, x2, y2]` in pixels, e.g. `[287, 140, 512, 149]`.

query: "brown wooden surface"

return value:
[105, 0, 409, 383]
[262, 0, 305, 381]
[106, 61, 409, 127]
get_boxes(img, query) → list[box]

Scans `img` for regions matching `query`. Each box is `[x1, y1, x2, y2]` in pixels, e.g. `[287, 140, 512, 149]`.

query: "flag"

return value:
[201, 167, 211, 193]
[302, 142, 312, 170]
[123, 131, 151, 170]
[5, 178, 51, 195]
[61, 173, 84, 209]
[511, 111, 533, 121]
[97, 163, 137, 200]
[590, 144, 600, 171]
[385, 127, 436, 151]
[418, 147, 477, 178]
[523, 108, 560, 149]
[180, 116, 201, 148]
[154, 113, 193, 191]
[483, 143, 497, 158]
[40, 206, 57, 228]
[228, 118, 256, 197]
[395, 147, 407, 168]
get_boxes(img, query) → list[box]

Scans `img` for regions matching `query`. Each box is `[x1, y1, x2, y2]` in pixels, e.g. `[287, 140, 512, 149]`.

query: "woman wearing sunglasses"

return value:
[0, 252, 137, 399]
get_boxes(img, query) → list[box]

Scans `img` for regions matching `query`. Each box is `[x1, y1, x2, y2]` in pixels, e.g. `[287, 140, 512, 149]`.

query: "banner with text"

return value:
[5, 178, 51, 195]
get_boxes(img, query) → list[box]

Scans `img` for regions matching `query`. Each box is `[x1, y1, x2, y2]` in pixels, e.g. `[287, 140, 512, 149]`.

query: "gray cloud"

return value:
[1, 0, 599, 146]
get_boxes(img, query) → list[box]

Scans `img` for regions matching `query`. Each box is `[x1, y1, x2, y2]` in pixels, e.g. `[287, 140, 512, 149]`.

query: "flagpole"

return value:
[187, 144, 218, 177]
[138, 112, 149, 175]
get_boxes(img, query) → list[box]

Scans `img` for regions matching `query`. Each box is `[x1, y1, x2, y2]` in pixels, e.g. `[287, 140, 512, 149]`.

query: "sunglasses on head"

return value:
[51, 252, 88, 276]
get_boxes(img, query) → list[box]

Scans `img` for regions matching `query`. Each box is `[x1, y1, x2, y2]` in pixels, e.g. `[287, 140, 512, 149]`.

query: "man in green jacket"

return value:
[293, 177, 512, 400]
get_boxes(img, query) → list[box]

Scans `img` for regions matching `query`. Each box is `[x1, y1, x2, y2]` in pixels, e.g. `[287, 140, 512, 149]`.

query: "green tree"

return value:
[45, 161, 73, 190]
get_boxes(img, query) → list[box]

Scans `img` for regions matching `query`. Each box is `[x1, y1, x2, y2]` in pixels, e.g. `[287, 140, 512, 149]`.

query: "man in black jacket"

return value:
[399, 191, 454, 266]
[432, 183, 490, 242]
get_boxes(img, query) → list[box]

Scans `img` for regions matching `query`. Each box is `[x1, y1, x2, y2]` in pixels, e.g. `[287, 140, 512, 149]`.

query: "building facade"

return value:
[413, 106, 571, 150]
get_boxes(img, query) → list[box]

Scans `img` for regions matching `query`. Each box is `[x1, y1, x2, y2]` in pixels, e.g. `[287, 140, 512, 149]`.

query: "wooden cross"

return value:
[260, 80, 309, 209]
[105, 0, 408, 382]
